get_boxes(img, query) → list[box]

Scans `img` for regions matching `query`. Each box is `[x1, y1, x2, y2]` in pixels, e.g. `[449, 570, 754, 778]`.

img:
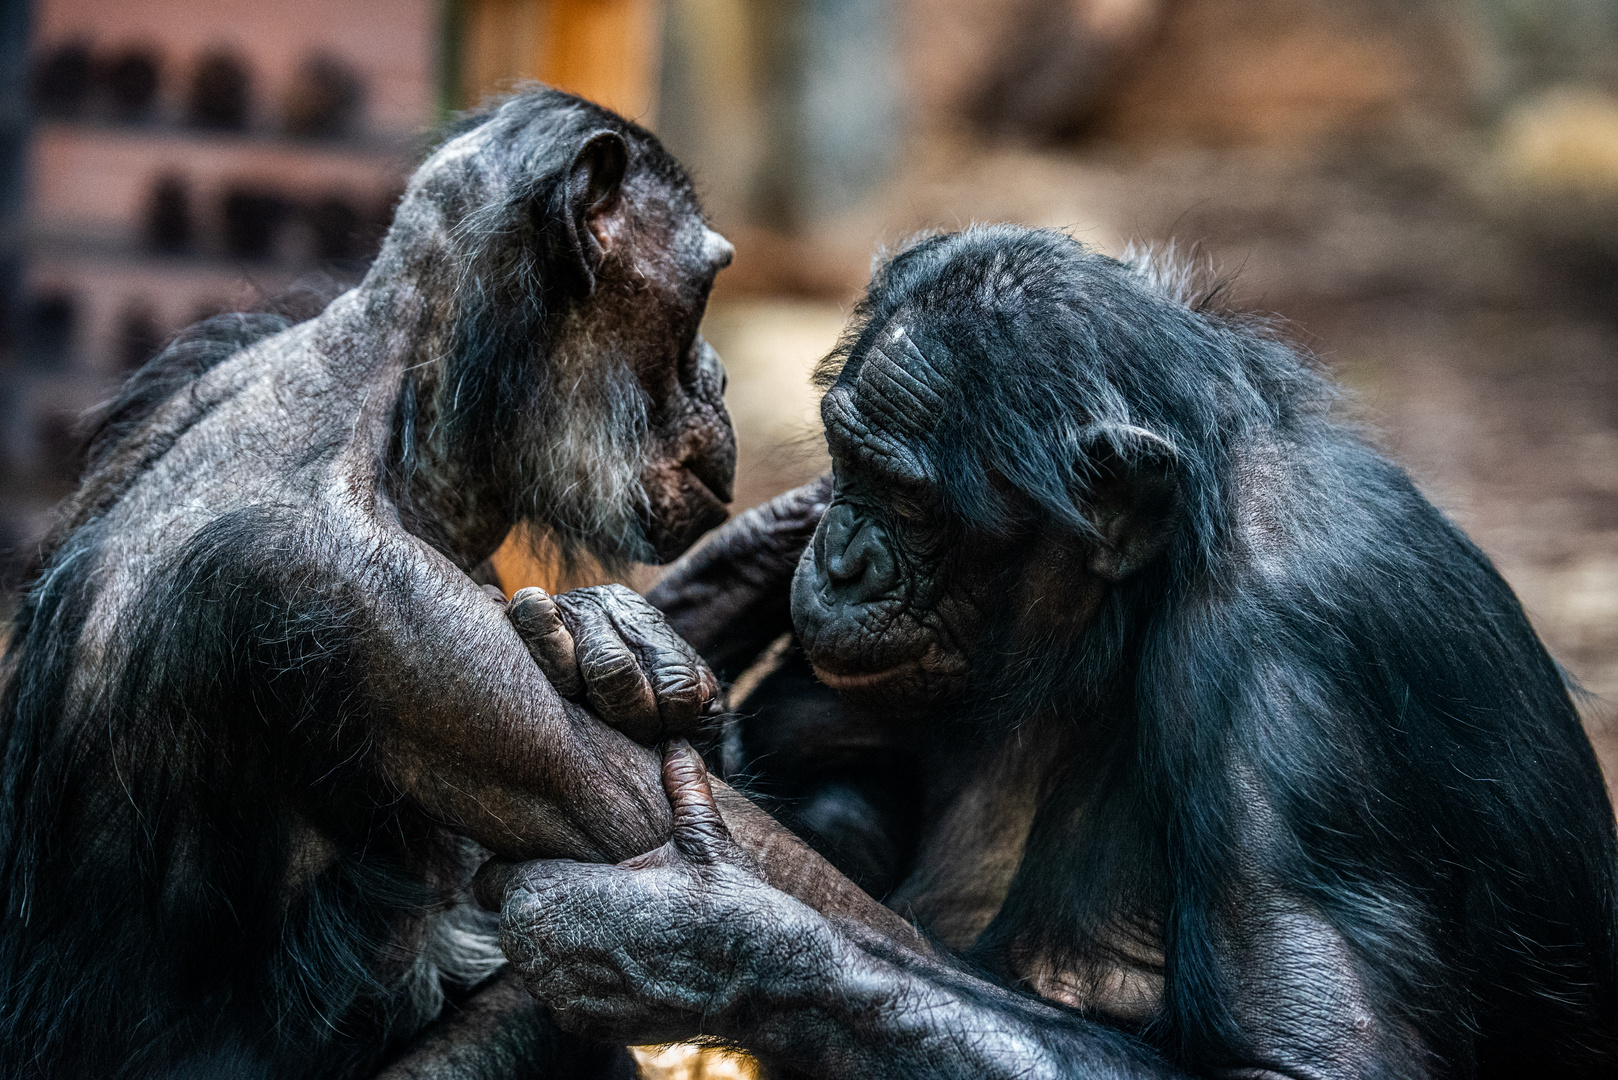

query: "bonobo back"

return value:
[0, 300, 446, 1077]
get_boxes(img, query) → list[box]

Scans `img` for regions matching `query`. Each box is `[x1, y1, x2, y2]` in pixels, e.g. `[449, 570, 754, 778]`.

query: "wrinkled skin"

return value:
[507, 584, 723, 747]
[477, 743, 817, 1048]
[480, 739, 1147, 1078]
[492, 228, 1618, 1079]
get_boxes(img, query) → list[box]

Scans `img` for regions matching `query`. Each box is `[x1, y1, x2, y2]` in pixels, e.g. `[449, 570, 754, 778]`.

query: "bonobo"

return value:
[489, 227, 1618, 1078]
[0, 89, 907, 1079]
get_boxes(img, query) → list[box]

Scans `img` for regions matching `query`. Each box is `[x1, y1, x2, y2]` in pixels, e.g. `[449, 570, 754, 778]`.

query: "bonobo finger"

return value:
[782, 474, 834, 521]
[472, 858, 521, 912]
[662, 740, 741, 866]
[553, 589, 660, 744]
[595, 590, 719, 735]
[475, 856, 597, 916]
[748, 475, 833, 552]
[507, 587, 585, 699]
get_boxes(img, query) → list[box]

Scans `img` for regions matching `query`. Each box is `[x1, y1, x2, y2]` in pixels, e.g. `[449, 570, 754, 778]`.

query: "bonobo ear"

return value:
[563, 131, 628, 295]
[1078, 424, 1181, 582]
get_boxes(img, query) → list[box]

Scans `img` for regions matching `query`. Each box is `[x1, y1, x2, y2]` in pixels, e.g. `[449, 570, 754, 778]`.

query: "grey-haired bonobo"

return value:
[487, 227, 1618, 1078]
[0, 89, 909, 1078]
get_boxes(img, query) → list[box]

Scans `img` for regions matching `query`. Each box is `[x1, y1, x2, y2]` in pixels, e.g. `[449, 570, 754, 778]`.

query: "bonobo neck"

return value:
[389, 359, 516, 573]
[323, 274, 519, 573]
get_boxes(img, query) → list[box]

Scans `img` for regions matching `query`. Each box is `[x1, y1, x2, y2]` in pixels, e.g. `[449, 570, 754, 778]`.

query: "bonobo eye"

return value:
[890, 499, 928, 528]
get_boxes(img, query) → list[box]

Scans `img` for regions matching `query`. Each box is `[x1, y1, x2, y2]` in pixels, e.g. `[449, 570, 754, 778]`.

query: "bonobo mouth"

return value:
[683, 468, 730, 514]
[642, 462, 732, 562]
[809, 660, 920, 692]
[683, 451, 735, 507]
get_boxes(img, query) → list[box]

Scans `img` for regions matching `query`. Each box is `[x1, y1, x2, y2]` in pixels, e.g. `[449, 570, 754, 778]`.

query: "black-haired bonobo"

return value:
[0, 89, 909, 1078]
[487, 227, 1618, 1078]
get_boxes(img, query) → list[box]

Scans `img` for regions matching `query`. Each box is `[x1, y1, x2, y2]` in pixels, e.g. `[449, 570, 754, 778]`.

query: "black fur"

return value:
[644, 226, 1618, 1077]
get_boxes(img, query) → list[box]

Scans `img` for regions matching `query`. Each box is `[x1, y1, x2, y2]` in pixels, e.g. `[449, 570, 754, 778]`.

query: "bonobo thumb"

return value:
[473, 858, 521, 913]
[662, 740, 738, 866]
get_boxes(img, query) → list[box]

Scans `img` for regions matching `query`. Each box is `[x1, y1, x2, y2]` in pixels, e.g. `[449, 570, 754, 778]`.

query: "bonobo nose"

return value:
[819, 503, 898, 600]
[703, 228, 735, 269]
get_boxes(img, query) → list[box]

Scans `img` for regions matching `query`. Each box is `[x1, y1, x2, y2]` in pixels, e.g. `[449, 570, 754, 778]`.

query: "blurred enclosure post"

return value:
[453, 0, 663, 122]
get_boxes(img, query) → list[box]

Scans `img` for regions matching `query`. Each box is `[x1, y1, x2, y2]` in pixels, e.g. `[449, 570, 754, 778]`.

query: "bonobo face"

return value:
[417, 97, 741, 567]
[790, 323, 1053, 710]
[789, 234, 1187, 712]
[588, 174, 737, 561]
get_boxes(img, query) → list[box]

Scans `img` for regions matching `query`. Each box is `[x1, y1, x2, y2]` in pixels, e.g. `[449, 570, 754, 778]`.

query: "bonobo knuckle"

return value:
[598, 582, 645, 605]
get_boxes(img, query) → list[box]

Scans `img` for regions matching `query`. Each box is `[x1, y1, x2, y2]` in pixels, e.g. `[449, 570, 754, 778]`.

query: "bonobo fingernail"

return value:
[510, 588, 562, 632]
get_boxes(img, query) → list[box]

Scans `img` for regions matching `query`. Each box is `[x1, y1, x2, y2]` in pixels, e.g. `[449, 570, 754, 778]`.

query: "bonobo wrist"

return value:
[721, 903, 907, 1067]
[697, 884, 847, 1039]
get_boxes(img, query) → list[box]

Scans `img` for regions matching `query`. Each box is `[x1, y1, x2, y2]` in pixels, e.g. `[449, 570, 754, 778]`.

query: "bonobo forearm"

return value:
[375, 970, 625, 1080]
[358, 534, 922, 944]
[647, 478, 830, 678]
[361, 576, 673, 861]
[486, 747, 1182, 1079]
[729, 915, 1175, 1080]
[711, 786, 927, 949]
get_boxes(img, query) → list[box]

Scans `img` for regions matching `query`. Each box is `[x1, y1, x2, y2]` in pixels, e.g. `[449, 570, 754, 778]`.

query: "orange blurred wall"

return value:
[458, 0, 662, 124]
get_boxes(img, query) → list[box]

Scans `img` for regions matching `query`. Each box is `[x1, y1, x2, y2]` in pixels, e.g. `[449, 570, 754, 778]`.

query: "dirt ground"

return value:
[706, 134, 1618, 786]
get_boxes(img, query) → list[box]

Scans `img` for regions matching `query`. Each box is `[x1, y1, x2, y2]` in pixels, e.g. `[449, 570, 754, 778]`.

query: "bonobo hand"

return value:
[506, 584, 722, 745]
[475, 742, 828, 1047]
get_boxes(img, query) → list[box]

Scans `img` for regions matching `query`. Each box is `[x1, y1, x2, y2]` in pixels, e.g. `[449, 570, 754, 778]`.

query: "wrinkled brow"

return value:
[821, 323, 953, 491]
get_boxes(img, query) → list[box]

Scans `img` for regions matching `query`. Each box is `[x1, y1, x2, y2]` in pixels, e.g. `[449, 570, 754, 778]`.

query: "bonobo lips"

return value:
[641, 457, 733, 562]
[808, 659, 920, 692]
[683, 453, 734, 507]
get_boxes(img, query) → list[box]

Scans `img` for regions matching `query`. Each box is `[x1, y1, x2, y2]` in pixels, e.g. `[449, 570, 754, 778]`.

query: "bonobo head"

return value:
[791, 227, 1231, 713]
[374, 88, 735, 569]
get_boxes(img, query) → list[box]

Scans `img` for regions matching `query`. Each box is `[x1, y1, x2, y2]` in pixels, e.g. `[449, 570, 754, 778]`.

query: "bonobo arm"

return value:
[481, 747, 1407, 1080]
[373, 969, 630, 1080]
[646, 477, 831, 679]
[478, 745, 1174, 1079]
[350, 524, 919, 944]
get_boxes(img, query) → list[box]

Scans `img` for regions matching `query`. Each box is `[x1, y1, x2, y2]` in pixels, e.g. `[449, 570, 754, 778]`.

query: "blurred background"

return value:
[2, 0, 1616, 772]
